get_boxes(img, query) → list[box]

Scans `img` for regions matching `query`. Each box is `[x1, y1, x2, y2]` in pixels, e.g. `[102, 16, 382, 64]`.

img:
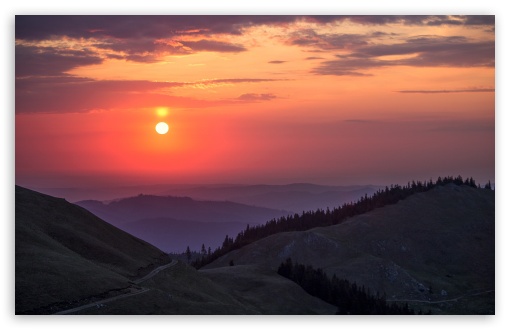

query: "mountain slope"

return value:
[15, 185, 170, 314]
[15, 185, 336, 315]
[203, 184, 495, 314]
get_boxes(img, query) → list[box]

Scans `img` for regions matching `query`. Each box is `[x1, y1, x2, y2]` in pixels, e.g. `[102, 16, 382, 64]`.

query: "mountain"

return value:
[15, 185, 171, 314]
[76, 195, 290, 252]
[159, 183, 381, 213]
[202, 184, 495, 314]
[31, 183, 379, 213]
[15, 185, 336, 314]
[76, 195, 290, 226]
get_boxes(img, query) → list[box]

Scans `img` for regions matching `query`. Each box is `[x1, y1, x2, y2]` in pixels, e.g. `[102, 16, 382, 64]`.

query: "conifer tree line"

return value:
[277, 258, 423, 314]
[191, 175, 492, 269]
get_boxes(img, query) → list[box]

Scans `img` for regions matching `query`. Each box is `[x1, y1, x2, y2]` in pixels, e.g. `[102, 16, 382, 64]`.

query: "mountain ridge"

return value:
[202, 183, 495, 314]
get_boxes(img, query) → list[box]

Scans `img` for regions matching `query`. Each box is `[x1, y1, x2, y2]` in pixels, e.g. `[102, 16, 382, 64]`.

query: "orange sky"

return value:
[15, 16, 495, 188]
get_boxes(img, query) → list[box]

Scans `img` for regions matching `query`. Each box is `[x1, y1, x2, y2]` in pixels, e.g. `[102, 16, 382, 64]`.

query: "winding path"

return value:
[386, 289, 494, 305]
[55, 259, 178, 315]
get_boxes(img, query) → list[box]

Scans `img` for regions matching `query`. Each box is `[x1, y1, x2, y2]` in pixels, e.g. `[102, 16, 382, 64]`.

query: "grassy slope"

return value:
[72, 261, 336, 315]
[203, 184, 495, 314]
[15, 185, 170, 314]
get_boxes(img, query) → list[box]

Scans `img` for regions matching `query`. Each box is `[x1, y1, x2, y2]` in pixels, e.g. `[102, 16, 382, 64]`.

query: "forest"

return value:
[277, 258, 423, 314]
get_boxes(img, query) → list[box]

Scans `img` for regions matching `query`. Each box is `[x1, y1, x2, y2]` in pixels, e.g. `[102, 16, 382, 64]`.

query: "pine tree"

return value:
[185, 246, 191, 263]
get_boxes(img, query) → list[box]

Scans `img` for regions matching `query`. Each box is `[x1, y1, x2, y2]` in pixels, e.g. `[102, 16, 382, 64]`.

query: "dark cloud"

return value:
[305, 56, 324, 60]
[16, 16, 494, 42]
[288, 29, 369, 50]
[15, 15, 494, 68]
[268, 60, 286, 64]
[181, 39, 246, 53]
[236, 93, 277, 102]
[312, 36, 494, 76]
[348, 15, 494, 27]
[92, 37, 246, 62]
[15, 45, 103, 77]
[15, 15, 300, 41]
[397, 88, 495, 94]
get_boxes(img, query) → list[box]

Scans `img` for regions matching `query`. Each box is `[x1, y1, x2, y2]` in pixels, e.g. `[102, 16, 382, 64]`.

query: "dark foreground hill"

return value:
[203, 184, 495, 314]
[15, 186, 336, 314]
[15, 185, 171, 314]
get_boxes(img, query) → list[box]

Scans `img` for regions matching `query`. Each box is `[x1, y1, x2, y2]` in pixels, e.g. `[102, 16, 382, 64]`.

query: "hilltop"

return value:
[203, 184, 495, 314]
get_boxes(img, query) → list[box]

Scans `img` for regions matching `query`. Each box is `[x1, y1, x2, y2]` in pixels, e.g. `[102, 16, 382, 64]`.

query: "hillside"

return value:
[15, 185, 337, 315]
[203, 184, 495, 314]
[15, 185, 171, 314]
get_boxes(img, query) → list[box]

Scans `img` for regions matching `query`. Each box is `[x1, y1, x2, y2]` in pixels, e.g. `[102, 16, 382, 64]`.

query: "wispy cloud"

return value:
[268, 60, 287, 64]
[311, 36, 494, 76]
[235, 93, 277, 102]
[397, 88, 495, 94]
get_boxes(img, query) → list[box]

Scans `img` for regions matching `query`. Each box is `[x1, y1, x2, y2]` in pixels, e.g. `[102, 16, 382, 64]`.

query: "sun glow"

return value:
[155, 122, 169, 134]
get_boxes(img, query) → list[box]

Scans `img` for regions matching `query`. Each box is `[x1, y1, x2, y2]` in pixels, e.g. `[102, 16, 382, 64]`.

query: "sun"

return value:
[155, 122, 169, 134]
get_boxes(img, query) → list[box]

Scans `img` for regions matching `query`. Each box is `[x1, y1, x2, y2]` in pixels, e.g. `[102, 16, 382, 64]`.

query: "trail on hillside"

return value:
[386, 289, 494, 304]
[55, 259, 178, 315]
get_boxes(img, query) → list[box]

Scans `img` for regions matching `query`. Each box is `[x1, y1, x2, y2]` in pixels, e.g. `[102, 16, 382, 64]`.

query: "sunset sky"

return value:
[14, 15, 495, 189]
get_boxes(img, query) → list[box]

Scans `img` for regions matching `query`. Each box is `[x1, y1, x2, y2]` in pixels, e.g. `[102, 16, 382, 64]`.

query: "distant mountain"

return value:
[31, 183, 380, 213]
[15, 185, 170, 314]
[76, 194, 290, 252]
[203, 184, 495, 314]
[159, 183, 381, 213]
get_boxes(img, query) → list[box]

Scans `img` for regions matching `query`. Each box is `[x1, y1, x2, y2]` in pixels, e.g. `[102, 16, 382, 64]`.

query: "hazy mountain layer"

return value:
[76, 194, 290, 252]
[119, 218, 251, 253]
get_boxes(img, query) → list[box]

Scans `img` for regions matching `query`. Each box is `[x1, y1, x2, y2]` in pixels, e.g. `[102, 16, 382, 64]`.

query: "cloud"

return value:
[15, 75, 284, 113]
[268, 60, 286, 64]
[347, 15, 494, 27]
[16, 16, 494, 68]
[236, 93, 277, 102]
[180, 40, 247, 53]
[14, 76, 223, 114]
[288, 29, 369, 50]
[16, 16, 495, 42]
[15, 45, 103, 77]
[15, 15, 301, 41]
[397, 88, 495, 94]
[304, 56, 324, 60]
[311, 36, 494, 76]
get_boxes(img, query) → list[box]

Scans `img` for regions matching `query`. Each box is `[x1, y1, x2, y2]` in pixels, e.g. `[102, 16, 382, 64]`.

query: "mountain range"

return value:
[15, 182, 495, 314]
[76, 195, 290, 252]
